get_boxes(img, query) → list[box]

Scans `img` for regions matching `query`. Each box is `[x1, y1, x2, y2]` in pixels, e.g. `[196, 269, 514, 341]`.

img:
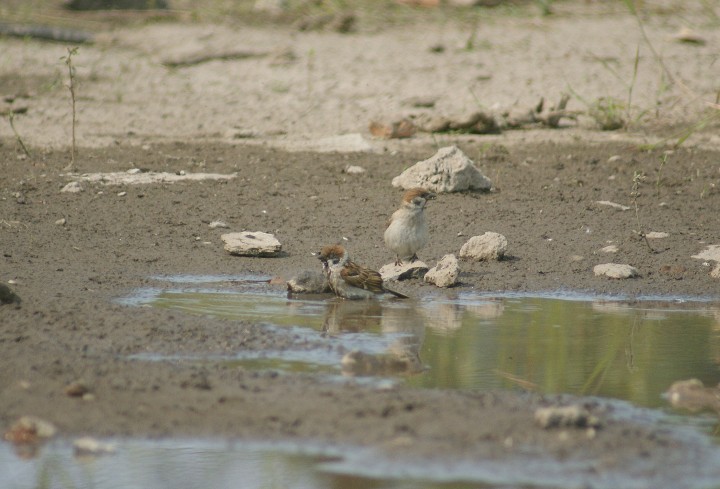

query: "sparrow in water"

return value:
[384, 187, 436, 266]
[318, 244, 408, 300]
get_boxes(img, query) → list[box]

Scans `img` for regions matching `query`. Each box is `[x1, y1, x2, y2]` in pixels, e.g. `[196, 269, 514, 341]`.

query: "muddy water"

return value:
[121, 276, 720, 409]
[5, 416, 720, 489]
[4, 276, 720, 489]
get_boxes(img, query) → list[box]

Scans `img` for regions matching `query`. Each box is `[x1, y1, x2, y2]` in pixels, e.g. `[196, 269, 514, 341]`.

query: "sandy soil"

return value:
[1, 0, 720, 484]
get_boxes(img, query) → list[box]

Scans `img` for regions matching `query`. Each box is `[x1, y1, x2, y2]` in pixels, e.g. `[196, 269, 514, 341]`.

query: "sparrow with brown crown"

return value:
[318, 244, 408, 300]
[384, 187, 436, 266]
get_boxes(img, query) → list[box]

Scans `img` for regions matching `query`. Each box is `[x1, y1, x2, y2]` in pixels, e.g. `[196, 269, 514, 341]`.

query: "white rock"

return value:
[595, 200, 630, 211]
[691, 245, 720, 262]
[72, 171, 236, 185]
[391, 146, 492, 193]
[379, 261, 428, 281]
[593, 263, 639, 279]
[600, 245, 618, 253]
[459, 232, 507, 261]
[61, 181, 84, 193]
[344, 165, 366, 174]
[73, 437, 116, 457]
[55, 218, 67, 226]
[222, 231, 282, 257]
[646, 231, 669, 239]
[424, 254, 459, 287]
[287, 271, 329, 293]
[209, 220, 229, 229]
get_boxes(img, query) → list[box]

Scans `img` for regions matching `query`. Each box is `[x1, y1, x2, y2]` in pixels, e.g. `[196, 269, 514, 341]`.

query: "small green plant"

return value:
[655, 152, 668, 196]
[700, 184, 710, 200]
[589, 97, 627, 130]
[581, 45, 652, 130]
[536, 0, 553, 16]
[61, 46, 79, 170]
[631, 170, 654, 252]
[8, 112, 30, 157]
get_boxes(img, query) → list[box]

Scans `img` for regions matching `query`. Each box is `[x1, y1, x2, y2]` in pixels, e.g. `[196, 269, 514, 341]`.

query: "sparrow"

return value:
[317, 244, 408, 300]
[384, 187, 436, 266]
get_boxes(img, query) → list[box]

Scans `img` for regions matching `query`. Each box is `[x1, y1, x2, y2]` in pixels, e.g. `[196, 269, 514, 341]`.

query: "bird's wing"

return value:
[385, 208, 401, 229]
[341, 262, 385, 293]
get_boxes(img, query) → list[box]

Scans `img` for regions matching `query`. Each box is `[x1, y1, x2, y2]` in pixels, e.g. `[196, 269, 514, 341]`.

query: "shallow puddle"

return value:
[119, 276, 720, 409]
[4, 413, 720, 489]
[5, 278, 720, 489]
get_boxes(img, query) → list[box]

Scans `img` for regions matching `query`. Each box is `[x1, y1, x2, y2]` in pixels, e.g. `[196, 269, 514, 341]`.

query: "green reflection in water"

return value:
[407, 298, 720, 408]
[137, 286, 720, 410]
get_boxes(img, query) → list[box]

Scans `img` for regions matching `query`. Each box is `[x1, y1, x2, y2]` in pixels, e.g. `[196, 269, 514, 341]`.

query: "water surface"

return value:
[120, 276, 720, 409]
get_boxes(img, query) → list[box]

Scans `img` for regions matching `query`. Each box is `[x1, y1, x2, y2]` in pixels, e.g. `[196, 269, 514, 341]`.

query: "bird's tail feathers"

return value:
[386, 287, 409, 299]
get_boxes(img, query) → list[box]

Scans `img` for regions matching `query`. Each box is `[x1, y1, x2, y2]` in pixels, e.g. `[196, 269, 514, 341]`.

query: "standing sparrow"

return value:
[318, 244, 408, 300]
[384, 187, 436, 266]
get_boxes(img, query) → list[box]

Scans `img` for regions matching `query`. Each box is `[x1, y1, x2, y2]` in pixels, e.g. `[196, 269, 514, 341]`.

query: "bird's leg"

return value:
[394, 256, 403, 266]
[410, 253, 419, 263]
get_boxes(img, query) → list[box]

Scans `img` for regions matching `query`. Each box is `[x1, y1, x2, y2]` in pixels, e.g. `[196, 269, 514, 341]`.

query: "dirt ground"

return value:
[1, 0, 720, 484]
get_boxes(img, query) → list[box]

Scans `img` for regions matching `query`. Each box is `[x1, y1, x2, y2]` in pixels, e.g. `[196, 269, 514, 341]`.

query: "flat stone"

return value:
[287, 271, 330, 293]
[691, 244, 720, 262]
[459, 232, 507, 261]
[672, 26, 706, 45]
[71, 171, 237, 185]
[646, 231, 669, 239]
[209, 220, 229, 229]
[344, 165, 366, 174]
[595, 200, 630, 211]
[593, 263, 639, 279]
[600, 245, 619, 253]
[424, 254, 459, 287]
[379, 261, 428, 281]
[61, 181, 84, 193]
[391, 146, 492, 193]
[222, 231, 282, 257]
